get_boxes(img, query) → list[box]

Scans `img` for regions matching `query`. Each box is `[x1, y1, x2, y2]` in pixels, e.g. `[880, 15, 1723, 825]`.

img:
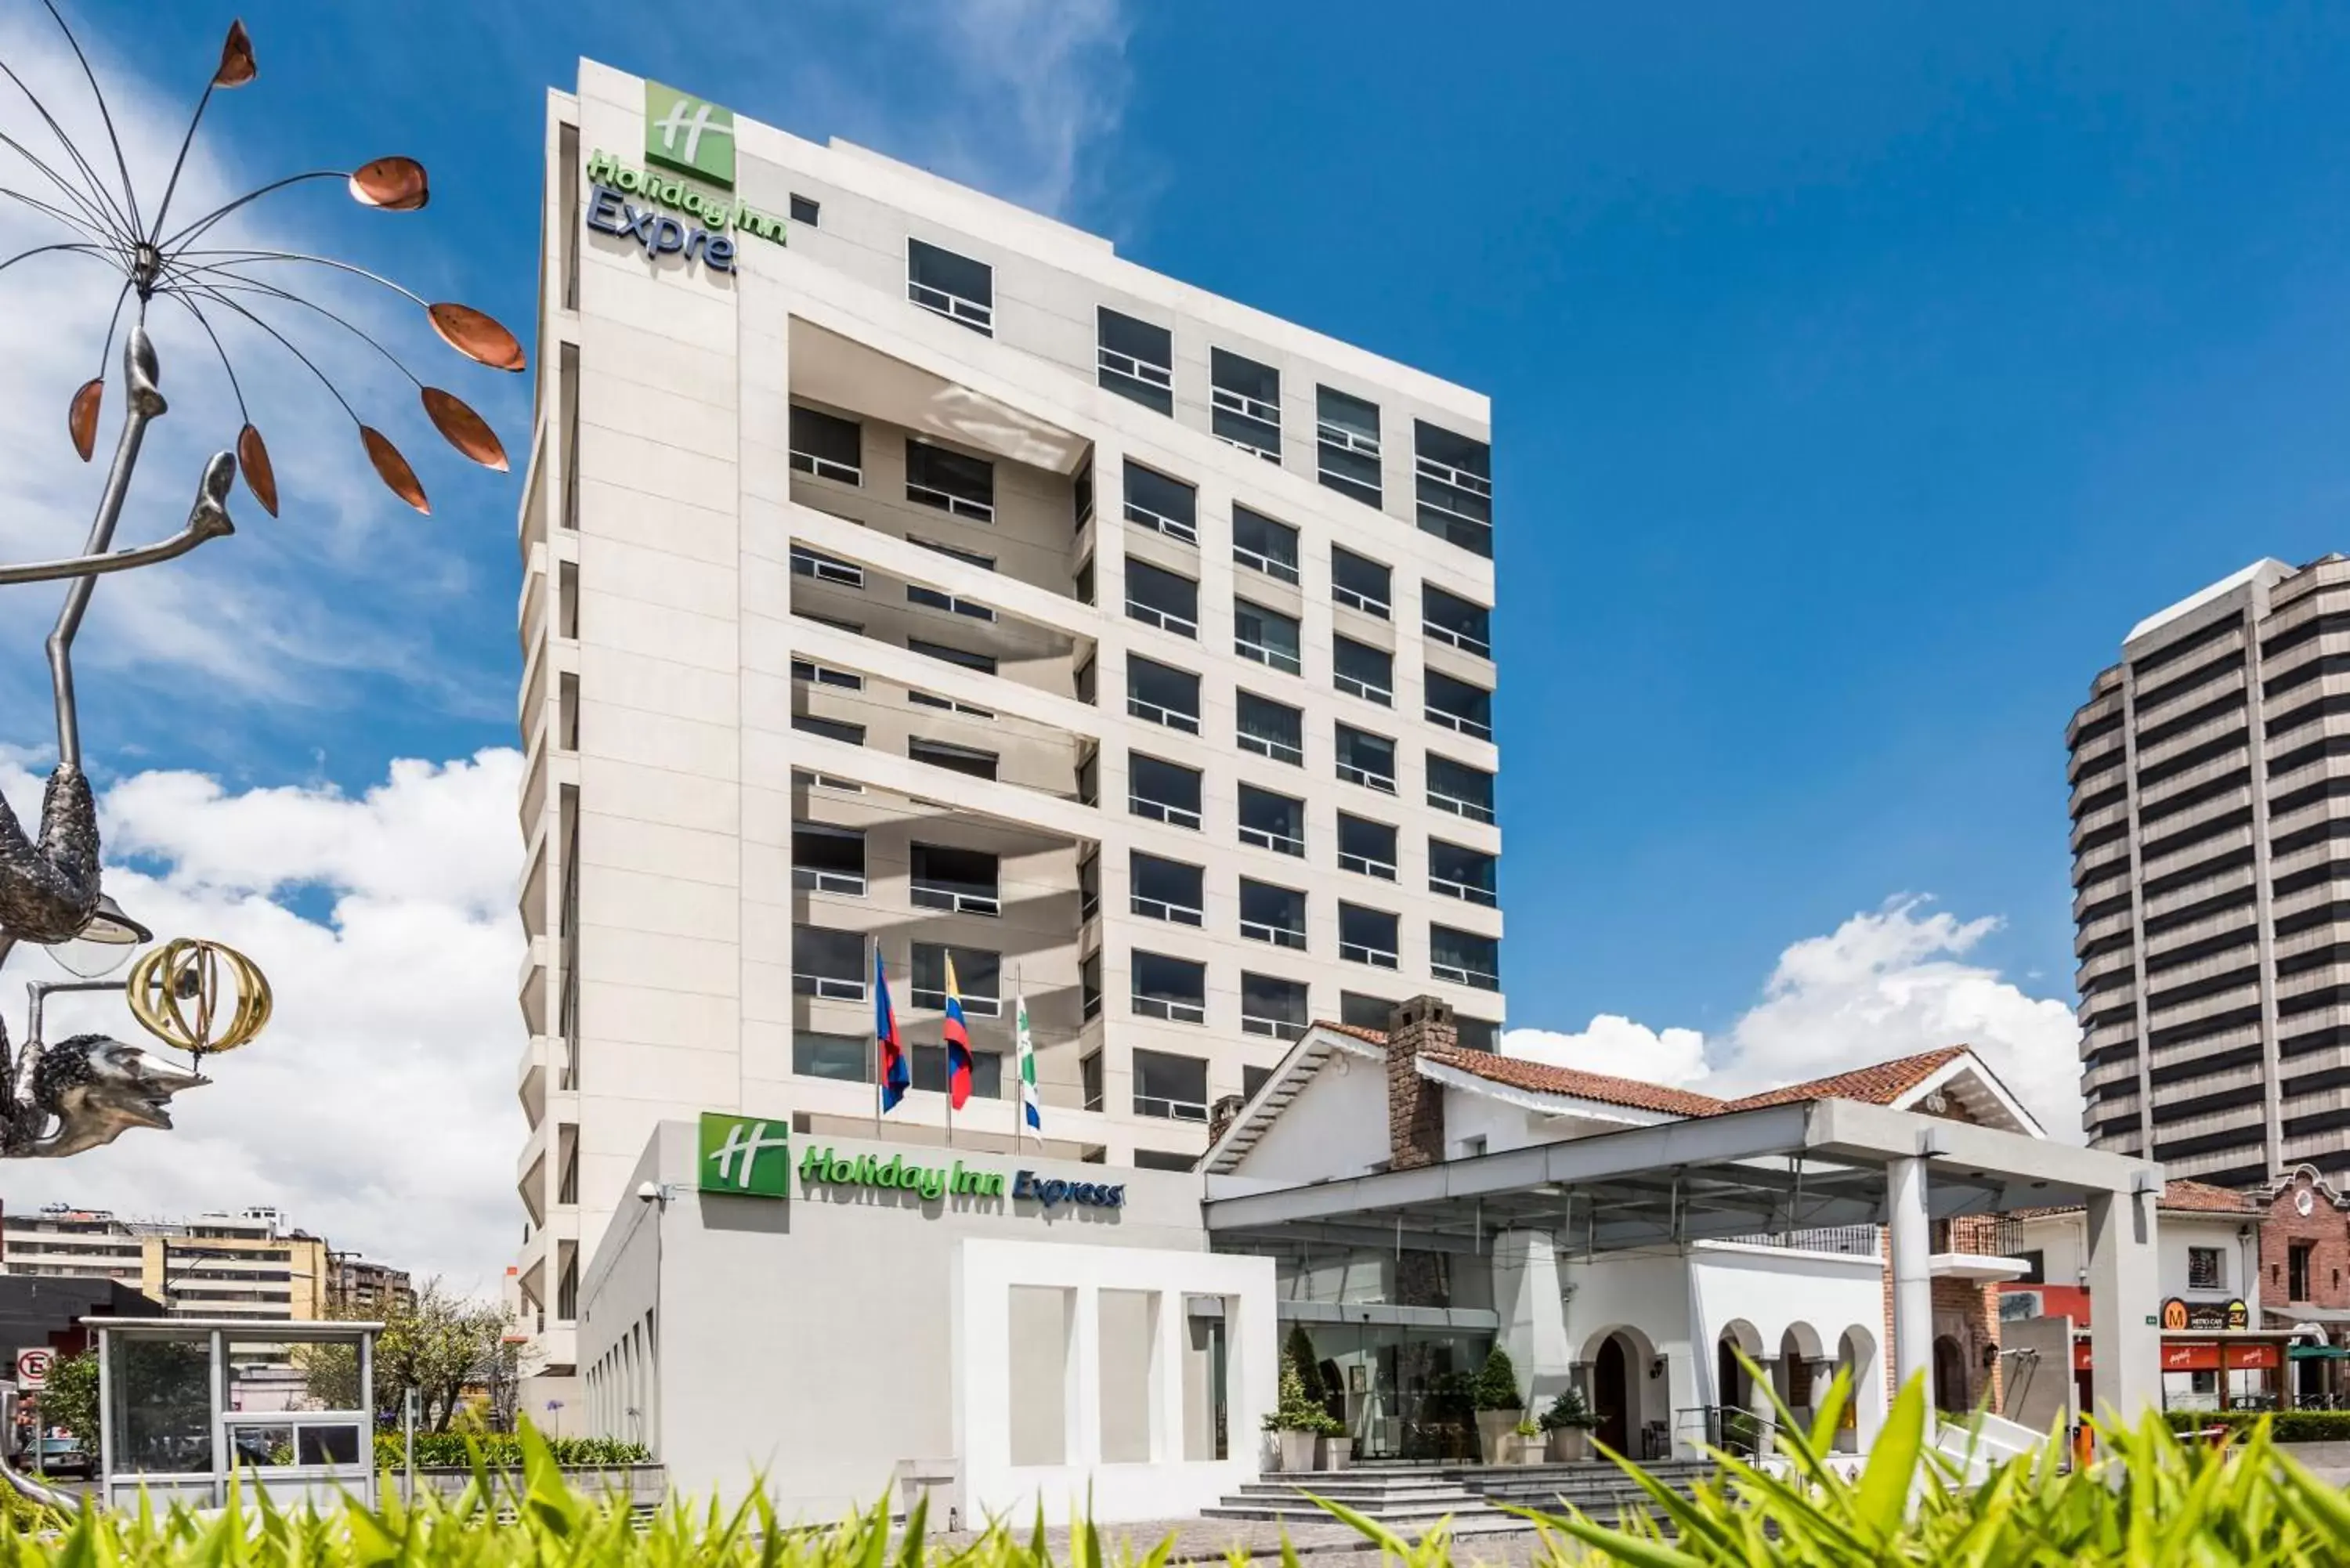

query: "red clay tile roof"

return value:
[1416, 1045, 1730, 1118]
[1312, 1021, 1390, 1046]
[2158, 1180, 2261, 1213]
[1711, 1046, 1972, 1114]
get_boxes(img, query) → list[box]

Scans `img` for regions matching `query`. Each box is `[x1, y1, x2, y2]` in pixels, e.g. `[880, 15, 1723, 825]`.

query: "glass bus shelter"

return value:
[84, 1316, 381, 1511]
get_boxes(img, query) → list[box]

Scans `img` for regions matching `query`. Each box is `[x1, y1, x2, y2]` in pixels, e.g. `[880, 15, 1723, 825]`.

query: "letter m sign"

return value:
[698, 1112, 790, 1197]
[645, 82, 736, 187]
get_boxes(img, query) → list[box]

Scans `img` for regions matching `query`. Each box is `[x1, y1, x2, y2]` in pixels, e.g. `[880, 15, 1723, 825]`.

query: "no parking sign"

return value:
[13, 1349, 52, 1391]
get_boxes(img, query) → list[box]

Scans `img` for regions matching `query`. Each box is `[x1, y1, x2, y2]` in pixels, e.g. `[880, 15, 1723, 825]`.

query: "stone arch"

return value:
[1932, 1333, 1969, 1414]
[1716, 1317, 1765, 1413]
[1835, 1324, 1882, 1454]
[1777, 1321, 1827, 1413]
[1576, 1324, 1661, 1459]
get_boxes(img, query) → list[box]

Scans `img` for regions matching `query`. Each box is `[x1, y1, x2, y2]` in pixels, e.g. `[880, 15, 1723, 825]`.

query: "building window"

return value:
[909, 689, 995, 719]
[1236, 690, 1304, 766]
[790, 544, 864, 588]
[1331, 547, 1392, 619]
[1080, 1042, 1103, 1106]
[910, 843, 1001, 916]
[1081, 952, 1102, 1024]
[1132, 954, 1208, 1028]
[1427, 753, 1495, 824]
[906, 537, 996, 620]
[790, 658, 863, 692]
[1074, 455, 1095, 530]
[1129, 753, 1203, 831]
[1316, 386, 1383, 507]
[1079, 851, 1100, 921]
[1238, 879, 1307, 951]
[1456, 1016, 1499, 1053]
[906, 440, 996, 522]
[1077, 653, 1099, 704]
[1098, 307, 1173, 414]
[1335, 724, 1397, 794]
[793, 714, 866, 746]
[2186, 1246, 2225, 1292]
[1334, 635, 1394, 706]
[1125, 561, 1200, 638]
[2290, 1241, 2314, 1302]
[794, 1030, 868, 1082]
[2016, 1249, 2046, 1286]
[914, 1044, 1002, 1098]
[1415, 420, 1491, 557]
[1241, 973, 1310, 1042]
[792, 925, 866, 1000]
[1244, 1065, 1273, 1100]
[790, 193, 821, 226]
[908, 237, 993, 334]
[1238, 784, 1305, 857]
[1076, 750, 1098, 805]
[1340, 992, 1394, 1032]
[909, 638, 997, 678]
[1127, 655, 1202, 734]
[1130, 851, 1205, 926]
[913, 942, 1001, 1017]
[1338, 814, 1398, 880]
[1133, 1045, 1209, 1118]
[1426, 670, 1493, 741]
[788, 405, 862, 485]
[1211, 348, 1281, 460]
[1231, 504, 1299, 583]
[1339, 905, 1400, 970]
[1423, 583, 1491, 659]
[1235, 598, 1302, 675]
[909, 738, 997, 780]
[791, 822, 866, 895]
[1431, 924, 1500, 991]
[1429, 840, 1498, 906]
[1123, 462, 1198, 544]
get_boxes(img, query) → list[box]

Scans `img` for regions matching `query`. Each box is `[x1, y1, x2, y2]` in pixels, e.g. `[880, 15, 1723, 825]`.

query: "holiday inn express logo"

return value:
[699, 1112, 790, 1196]
[645, 82, 734, 187]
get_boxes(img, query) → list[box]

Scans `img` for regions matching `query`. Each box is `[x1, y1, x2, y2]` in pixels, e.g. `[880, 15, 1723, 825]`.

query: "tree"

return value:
[1471, 1345, 1522, 1412]
[34, 1352, 96, 1440]
[297, 1277, 535, 1432]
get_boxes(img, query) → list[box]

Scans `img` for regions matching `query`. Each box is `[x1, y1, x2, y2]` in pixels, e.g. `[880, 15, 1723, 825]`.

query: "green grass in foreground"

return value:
[3, 1372, 2348, 1564]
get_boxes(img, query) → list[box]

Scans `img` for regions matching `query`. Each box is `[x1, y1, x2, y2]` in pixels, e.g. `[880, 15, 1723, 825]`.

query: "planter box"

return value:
[1475, 1410, 1519, 1465]
[1317, 1436, 1351, 1471]
[1546, 1428, 1592, 1463]
[1275, 1431, 1318, 1473]
[408, 1464, 668, 1508]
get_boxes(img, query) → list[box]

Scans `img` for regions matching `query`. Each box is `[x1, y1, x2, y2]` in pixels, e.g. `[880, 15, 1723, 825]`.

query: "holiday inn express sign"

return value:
[695, 1115, 1124, 1211]
[582, 82, 786, 273]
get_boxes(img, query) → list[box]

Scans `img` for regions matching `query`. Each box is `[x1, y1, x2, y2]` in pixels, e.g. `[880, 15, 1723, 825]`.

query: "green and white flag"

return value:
[1016, 993, 1042, 1140]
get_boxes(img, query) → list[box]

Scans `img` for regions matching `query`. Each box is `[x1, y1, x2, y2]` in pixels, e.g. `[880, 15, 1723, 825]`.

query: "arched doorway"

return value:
[1593, 1335, 1629, 1457]
[1932, 1334, 1969, 1414]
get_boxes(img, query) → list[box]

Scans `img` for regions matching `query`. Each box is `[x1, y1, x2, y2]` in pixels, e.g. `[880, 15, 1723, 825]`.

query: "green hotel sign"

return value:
[645, 82, 735, 186]
[698, 1113, 790, 1197]
[585, 150, 786, 246]
[801, 1145, 1007, 1201]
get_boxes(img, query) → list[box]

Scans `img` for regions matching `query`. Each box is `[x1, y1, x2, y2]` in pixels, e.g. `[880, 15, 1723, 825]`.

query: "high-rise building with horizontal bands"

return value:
[2070, 555, 2350, 1189]
[513, 62, 1506, 1387]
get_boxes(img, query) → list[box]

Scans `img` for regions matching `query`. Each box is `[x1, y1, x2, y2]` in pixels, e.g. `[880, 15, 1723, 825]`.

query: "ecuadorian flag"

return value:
[942, 954, 975, 1110]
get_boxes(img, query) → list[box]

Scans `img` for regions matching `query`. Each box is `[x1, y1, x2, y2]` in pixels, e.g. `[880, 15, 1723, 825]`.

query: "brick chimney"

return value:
[1206, 1093, 1246, 1149]
[1386, 995, 1455, 1169]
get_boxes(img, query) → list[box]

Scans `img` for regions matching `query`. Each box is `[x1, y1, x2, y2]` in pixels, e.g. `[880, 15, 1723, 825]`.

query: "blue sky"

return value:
[9, 2, 2349, 1265]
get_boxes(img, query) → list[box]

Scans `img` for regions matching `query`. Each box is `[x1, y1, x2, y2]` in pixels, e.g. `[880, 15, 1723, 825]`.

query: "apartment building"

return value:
[513, 65, 1506, 1382]
[0, 1204, 331, 1320]
[326, 1253, 416, 1318]
[2068, 555, 2350, 1187]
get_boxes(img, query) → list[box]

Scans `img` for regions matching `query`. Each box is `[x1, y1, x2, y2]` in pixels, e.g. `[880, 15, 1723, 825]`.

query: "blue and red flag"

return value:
[942, 954, 974, 1111]
[876, 948, 909, 1112]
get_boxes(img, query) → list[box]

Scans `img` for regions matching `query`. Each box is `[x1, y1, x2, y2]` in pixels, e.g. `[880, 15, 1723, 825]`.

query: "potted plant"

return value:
[1470, 1346, 1523, 1465]
[1515, 1416, 1542, 1463]
[1318, 1407, 1351, 1471]
[1542, 1386, 1600, 1462]
[1263, 1361, 1325, 1472]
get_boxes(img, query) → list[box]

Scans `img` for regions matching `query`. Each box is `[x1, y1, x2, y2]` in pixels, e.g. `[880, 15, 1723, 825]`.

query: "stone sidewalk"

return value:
[931, 1515, 1549, 1563]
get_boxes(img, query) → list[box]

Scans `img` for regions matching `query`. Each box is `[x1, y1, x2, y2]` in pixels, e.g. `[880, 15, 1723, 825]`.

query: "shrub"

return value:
[2161, 1407, 2350, 1444]
[1261, 1360, 1340, 1436]
[1540, 1386, 1599, 1432]
[1470, 1346, 1521, 1412]
[373, 1431, 652, 1469]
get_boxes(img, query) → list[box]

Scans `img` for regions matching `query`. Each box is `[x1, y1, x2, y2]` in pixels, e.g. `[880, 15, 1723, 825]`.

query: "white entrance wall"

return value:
[1562, 1252, 1702, 1459]
[1688, 1242, 1886, 1449]
[953, 1238, 1275, 1523]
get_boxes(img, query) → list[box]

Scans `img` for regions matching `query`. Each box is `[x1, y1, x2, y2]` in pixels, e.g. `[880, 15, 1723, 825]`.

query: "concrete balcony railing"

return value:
[2136, 752, 2252, 819]
[2070, 797, 2132, 850]
[2144, 906, 2258, 965]
[2076, 942, 2137, 991]
[2143, 862, 2258, 924]
[2141, 823, 2255, 888]
[2134, 710, 2248, 778]
[2138, 786, 2255, 851]
[2146, 970, 2259, 1027]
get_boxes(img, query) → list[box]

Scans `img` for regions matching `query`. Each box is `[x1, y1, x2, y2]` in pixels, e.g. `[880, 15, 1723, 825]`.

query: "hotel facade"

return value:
[514, 63, 1506, 1386]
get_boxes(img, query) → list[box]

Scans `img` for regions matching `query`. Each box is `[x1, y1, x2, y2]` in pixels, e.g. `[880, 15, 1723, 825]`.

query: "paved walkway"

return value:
[932, 1515, 1547, 1563]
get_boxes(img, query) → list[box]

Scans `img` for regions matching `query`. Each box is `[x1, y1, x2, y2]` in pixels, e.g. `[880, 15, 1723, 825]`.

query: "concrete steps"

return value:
[1447, 1460, 1716, 1521]
[1202, 1470, 1519, 1533]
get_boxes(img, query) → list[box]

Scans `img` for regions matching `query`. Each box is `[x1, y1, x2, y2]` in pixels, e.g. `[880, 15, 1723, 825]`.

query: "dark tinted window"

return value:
[1332, 547, 1392, 617]
[789, 405, 861, 482]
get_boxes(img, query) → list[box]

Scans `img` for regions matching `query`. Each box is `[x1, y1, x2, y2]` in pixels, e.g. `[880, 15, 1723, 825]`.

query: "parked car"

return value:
[34, 1436, 89, 1479]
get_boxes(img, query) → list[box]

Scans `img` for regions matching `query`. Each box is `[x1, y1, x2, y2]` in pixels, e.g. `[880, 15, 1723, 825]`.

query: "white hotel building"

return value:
[513, 63, 1506, 1386]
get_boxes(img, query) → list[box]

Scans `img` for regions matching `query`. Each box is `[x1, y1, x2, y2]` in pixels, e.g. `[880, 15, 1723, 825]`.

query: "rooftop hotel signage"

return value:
[694, 1115, 1125, 1212]
[582, 84, 784, 276]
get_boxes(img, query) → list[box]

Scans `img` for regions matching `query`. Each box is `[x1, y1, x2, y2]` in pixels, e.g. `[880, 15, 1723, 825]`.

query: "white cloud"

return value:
[1505, 898, 2084, 1137]
[1504, 1014, 1712, 1088]
[0, 749, 525, 1292]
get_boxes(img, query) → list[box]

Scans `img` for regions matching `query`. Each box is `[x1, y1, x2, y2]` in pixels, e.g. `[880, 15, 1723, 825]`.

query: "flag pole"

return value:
[1015, 963, 1027, 1153]
[871, 935, 882, 1141]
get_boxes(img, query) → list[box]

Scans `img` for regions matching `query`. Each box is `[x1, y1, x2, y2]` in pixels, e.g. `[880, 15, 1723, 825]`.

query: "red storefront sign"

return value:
[2226, 1343, 2279, 1370]
[2158, 1341, 2280, 1371]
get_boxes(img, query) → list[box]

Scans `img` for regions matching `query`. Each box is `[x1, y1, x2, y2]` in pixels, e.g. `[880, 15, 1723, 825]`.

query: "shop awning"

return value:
[2289, 1345, 2350, 1360]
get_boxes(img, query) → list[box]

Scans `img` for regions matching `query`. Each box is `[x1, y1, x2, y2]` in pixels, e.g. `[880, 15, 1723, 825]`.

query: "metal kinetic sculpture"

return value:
[0, 7, 524, 1158]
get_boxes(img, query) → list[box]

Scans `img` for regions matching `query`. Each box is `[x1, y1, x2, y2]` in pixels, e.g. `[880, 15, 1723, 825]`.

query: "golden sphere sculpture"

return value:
[125, 938, 273, 1060]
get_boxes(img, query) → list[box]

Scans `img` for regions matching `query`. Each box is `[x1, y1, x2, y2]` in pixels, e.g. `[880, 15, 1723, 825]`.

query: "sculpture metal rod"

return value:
[0, 505, 232, 587]
[20, 973, 132, 1115]
[46, 323, 164, 771]
[158, 170, 347, 252]
[38, 0, 140, 238]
